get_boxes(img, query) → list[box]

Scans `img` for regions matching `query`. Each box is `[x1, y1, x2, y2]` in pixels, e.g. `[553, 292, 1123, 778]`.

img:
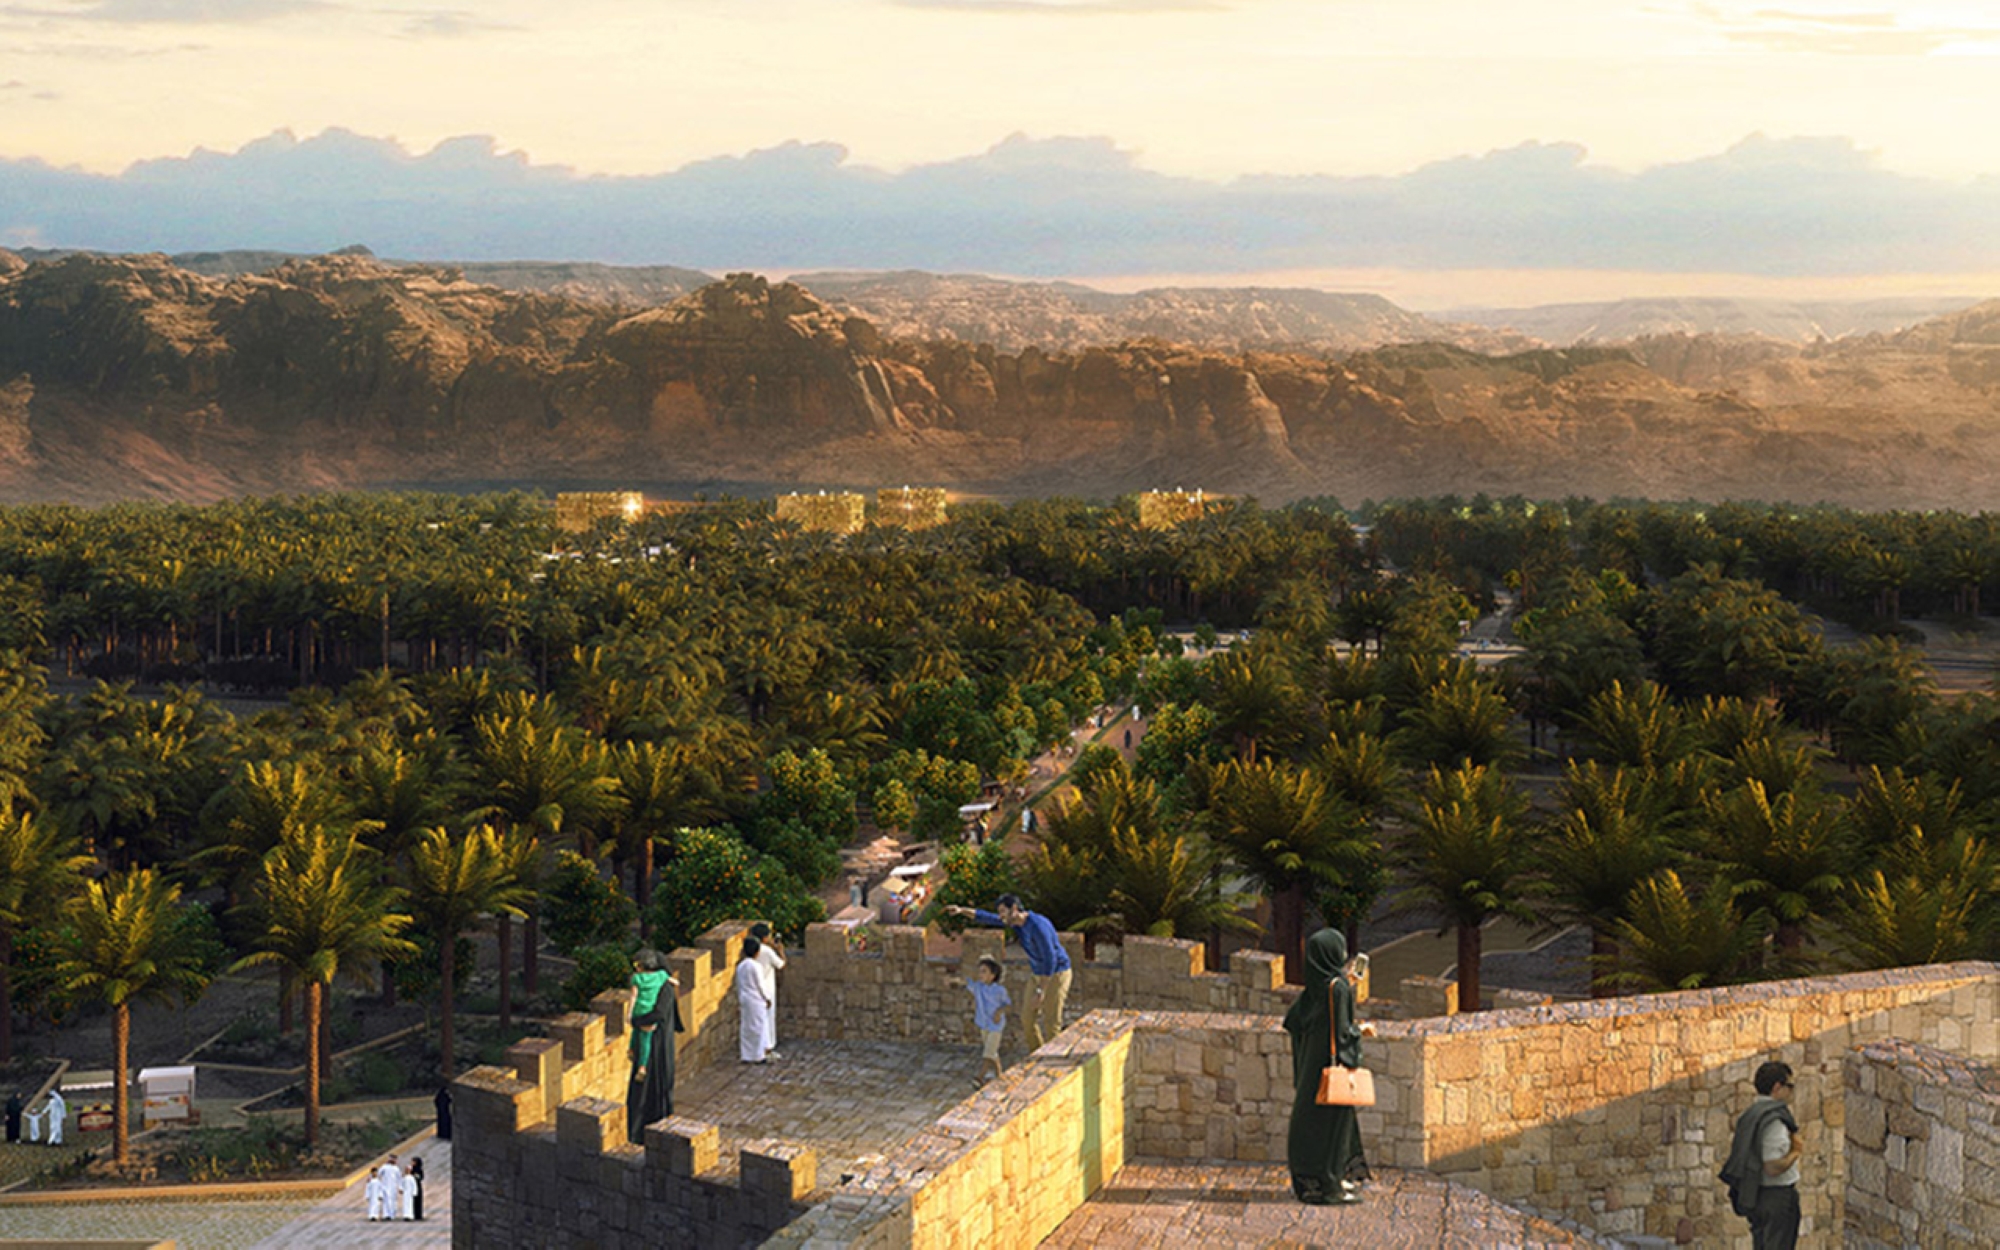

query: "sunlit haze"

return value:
[4, 0, 2000, 298]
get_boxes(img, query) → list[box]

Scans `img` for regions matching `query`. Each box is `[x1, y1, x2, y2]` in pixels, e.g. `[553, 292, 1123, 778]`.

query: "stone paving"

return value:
[244, 1137, 451, 1249]
[0, 1192, 321, 1248]
[1039, 1161, 1617, 1249]
[672, 1035, 990, 1189]
[0, 1139, 450, 1249]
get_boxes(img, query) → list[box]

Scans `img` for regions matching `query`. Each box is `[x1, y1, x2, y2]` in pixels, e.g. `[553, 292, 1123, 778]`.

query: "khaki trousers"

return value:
[1028, 968, 1072, 1049]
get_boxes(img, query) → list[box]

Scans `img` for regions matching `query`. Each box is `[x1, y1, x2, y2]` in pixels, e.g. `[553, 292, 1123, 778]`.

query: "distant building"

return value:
[554, 491, 644, 534]
[776, 491, 867, 534]
[1137, 489, 1210, 530]
[876, 487, 949, 530]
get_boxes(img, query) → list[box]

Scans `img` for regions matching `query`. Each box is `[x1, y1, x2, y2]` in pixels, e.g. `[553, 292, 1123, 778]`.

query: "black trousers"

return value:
[1749, 1183, 1799, 1250]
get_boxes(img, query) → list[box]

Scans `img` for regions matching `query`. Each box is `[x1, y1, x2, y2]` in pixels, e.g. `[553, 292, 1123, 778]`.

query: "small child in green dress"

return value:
[631, 948, 677, 1031]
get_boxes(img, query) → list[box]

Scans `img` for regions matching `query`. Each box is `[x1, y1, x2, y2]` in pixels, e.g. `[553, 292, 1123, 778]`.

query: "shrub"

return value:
[542, 850, 638, 956]
[561, 943, 636, 1012]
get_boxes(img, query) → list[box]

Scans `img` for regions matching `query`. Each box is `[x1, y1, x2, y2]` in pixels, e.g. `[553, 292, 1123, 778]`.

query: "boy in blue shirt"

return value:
[947, 893, 1072, 1049]
[949, 955, 1012, 1083]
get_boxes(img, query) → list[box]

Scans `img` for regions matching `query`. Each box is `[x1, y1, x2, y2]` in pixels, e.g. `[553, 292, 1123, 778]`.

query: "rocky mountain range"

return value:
[1443, 296, 1983, 347]
[1, 248, 1997, 510]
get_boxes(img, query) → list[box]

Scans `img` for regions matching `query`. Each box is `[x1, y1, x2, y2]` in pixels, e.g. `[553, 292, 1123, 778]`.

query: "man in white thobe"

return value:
[45, 1089, 65, 1146]
[751, 923, 785, 1059]
[375, 1156, 402, 1219]
[400, 1159, 417, 1220]
[735, 937, 772, 1063]
[365, 1171, 386, 1220]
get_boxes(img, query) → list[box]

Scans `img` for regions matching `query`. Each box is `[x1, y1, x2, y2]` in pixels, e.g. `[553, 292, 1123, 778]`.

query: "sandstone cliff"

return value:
[1, 254, 1997, 510]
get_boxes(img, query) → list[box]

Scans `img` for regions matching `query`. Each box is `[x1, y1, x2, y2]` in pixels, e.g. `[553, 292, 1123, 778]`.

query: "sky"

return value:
[3, 0, 2000, 304]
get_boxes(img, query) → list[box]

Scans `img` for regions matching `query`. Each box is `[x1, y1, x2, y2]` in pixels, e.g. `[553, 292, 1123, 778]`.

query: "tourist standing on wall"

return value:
[946, 895, 1072, 1049]
[751, 922, 785, 1059]
[735, 937, 773, 1063]
[1723, 1060, 1803, 1250]
[1283, 928, 1372, 1205]
[948, 955, 1012, 1083]
[627, 947, 683, 1142]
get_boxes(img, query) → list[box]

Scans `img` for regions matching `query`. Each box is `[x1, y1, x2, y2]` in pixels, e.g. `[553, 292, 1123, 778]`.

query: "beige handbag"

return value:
[1315, 980, 1376, 1106]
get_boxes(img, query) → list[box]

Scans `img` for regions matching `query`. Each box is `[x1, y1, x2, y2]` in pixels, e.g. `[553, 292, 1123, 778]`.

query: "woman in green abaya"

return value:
[1282, 927, 1368, 1204]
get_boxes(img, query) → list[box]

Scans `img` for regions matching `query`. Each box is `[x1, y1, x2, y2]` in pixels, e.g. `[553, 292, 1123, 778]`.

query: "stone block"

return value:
[1230, 949, 1284, 992]
[648, 1117, 720, 1177]
[454, 1065, 543, 1142]
[1401, 975, 1457, 1016]
[591, 987, 633, 1039]
[508, 1037, 564, 1110]
[550, 1010, 607, 1063]
[804, 922, 848, 963]
[557, 1096, 626, 1155]
[742, 1140, 819, 1202]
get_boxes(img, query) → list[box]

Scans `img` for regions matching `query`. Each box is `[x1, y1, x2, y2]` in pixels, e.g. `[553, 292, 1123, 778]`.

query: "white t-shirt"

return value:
[1759, 1117, 1798, 1188]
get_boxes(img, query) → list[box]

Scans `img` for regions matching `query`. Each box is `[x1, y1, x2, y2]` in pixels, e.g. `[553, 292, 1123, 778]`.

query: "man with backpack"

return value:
[1721, 1060, 1803, 1249]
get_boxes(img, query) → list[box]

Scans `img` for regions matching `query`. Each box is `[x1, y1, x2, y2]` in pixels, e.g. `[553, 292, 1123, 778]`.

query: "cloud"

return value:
[4, 128, 2000, 279]
[1689, 5, 2000, 54]
[5, 0, 325, 22]
[397, 7, 516, 37]
[893, 0, 1225, 12]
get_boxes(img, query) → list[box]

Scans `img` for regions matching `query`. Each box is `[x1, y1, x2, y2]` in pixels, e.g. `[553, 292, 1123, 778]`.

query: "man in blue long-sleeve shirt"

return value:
[947, 894, 1072, 1049]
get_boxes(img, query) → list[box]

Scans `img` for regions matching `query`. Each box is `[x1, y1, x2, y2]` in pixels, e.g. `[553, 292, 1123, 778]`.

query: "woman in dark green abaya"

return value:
[1282, 927, 1367, 1204]
[626, 979, 683, 1144]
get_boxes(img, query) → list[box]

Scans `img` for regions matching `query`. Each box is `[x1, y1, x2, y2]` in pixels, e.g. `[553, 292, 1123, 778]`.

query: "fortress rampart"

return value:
[453, 919, 2000, 1248]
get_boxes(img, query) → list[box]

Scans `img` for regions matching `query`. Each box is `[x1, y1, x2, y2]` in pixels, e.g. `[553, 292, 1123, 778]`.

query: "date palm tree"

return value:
[1537, 763, 1677, 997]
[407, 825, 531, 1080]
[1604, 869, 1767, 993]
[1399, 762, 1537, 1012]
[1703, 780, 1850, 961]
[0, 812, 90, 1062]
[1834, 829, 2000, 970]
[1203, 757, 1375, 983]
[236, 825, 415, 1145]
[54, 868, 214, 1163]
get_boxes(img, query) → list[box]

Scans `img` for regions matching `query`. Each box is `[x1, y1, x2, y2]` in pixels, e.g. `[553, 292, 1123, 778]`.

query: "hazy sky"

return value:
[4, 0, 1999, 298]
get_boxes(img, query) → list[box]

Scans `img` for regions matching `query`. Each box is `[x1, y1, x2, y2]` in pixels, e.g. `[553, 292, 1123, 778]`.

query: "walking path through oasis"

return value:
[0, 1137, 452, 1249]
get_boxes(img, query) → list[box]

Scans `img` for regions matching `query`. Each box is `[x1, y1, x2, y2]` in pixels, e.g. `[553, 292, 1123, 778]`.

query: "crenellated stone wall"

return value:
[779, 922, 1297, 1046]
[1844, 1039, 2000, 1248]
[450, 927, 818, 1250]
[460, 916, 2000, 1250]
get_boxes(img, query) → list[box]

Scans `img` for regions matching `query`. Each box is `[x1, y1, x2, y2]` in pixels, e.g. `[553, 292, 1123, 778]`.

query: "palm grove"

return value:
[2, 491, 1999, 1164]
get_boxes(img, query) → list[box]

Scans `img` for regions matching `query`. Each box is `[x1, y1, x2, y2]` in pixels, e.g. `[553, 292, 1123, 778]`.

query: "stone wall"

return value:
[450, 939, 817, 1250]
[779, 922, 1295, 1047]
[1844, 1038, 2000, 1248]
[462, 915, 2000, 1249]
[763, 1013, 1132, 1250]
[1108, 963, 2000, 1246]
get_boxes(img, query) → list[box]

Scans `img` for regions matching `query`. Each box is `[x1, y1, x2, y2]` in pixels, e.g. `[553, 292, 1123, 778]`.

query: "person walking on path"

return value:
[627, 948, 683, 1143]
[1724, 1060, 1803, 1250]
[735, 937, 773, 1063]
[44, 1087, 63, 1146]
[751, 922, 785, 1058]
[947, 895, 1071, 1049]
[948, 955, 1012, 1083]
[5, 1091, 20, 1142]
[1283, 928, 1373, 1205]
[409, 1156, 426, 1221]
